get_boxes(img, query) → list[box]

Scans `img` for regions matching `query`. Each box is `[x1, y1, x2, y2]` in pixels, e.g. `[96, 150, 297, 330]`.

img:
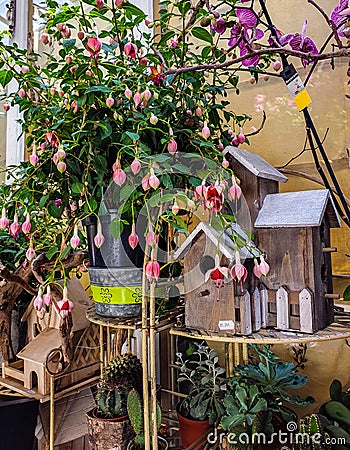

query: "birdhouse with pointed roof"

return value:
[224, 146, 288, 223]
[173, 222, 266, 335]
[255, 189, 340, 333]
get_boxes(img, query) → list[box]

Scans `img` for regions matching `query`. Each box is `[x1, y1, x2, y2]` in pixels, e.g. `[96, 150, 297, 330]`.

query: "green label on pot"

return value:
[91, 285, 142, 305]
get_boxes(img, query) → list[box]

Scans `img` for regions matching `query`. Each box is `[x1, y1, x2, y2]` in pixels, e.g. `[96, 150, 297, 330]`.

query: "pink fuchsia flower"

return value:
[150, 114, 158, 125]
[57, 161, 66, 173]
[10, 213, 21, 238]
[142, 89, 152, 102]
[259, 255, 270, 276]
[34, 288, 44, 310]
[56, 286, 74, 318]
[279, 20, 318, 67]
[331, 0, 350, 38]
[125, 88, 132, 99]
[106, 97, 114, 107]
[70, 225, 80, 249]
[142, 173, 151, 191]
[130, 158, 141, 175]
[205, 184, 224, 217]
[222, 159, 229, 169]
[96, 0, 104, 8]
[201, 122, 210, 139]
[145, 224, 159, 246]
[253, 258, 262, 279]
[94, 221, 105, 248]
[212, 16, 227, 35]
[133, 91, 142, 108]
[43, 285, 53, 306]
[128, 223, 139, 249]
[167, 138, 177, 154]
[30, 146, 39, 166]
[86, 37, 102, 59]
[113, 158, 127, 186]
[194, 180, 207, 201]
[0, 208, 9, 229]
[145, 259, 160, 283]
[22, 213, 32, 234]
[149, 169, 160, 189]
[124, 42, 138, 59]
[172, 202, 180, 215]
[230, 251, 248, 283]
[115, 0, 123, 7]
[205, 255, 230, 288]
[41, 33, 50, 44]
[228, 176, 242, 201]
[18, 88, 26, 98]
[26, 239, 35, 261]
[46, 132, 59, 148]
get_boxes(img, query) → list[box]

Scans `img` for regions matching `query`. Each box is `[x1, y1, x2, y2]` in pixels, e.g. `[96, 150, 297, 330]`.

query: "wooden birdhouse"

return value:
[173, 222, 266, 335]
[223, 146, 288, 223]
[255, 189, 340, 333]
[1, 278, 100, 397]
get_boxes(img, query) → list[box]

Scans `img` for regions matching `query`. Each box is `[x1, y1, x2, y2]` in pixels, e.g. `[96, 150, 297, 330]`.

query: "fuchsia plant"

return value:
[0, 0, 348, 330]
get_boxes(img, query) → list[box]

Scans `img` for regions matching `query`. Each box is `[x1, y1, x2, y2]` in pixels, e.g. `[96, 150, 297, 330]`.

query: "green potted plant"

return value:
[86, 353, 142, 450]
[221, 345, 314, 450]
[127, 389, 167, 450]
[175, 342, 226, 449]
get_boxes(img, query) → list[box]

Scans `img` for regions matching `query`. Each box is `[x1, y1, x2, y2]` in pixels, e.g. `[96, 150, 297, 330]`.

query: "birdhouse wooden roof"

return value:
[17, 328, 61, 364]
[224, 146, 288, 182]
[254, 189, 340, 228]
[173, 222, 259, 262]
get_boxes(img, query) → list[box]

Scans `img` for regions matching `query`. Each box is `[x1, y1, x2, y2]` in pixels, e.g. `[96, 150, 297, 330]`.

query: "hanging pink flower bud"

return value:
[146, 224, 159, 246]
[34, 288, 44, 311]
[0, 208, 9, 229]
[43, 285, 53, 306]
[145, 259, 160, 283]
[3, 104, 10, 112]
[124, 42, 138, 59]
[237, 128, 245, 144]
[227, 128, 233, 136]
[142, 173, 151, 191]
[228, 176, 242, 201]
[133, 91, 142, 108]
[115, 0, 123, 7]
[128, 223, 139, 249]
[94, 221, 105, 248]
[30, 146, 39, 166]
[142, 89, 152, 101]
[259, 255, 270, 276]
[86, 37, 102, 58]
[56, 23, 65, 31]
[10, 213, 21, 238]
[201, 122, 210, 139]
[56, 148, 66, 160]
[149, 169, 160, 189]
[130, 159, 141, 175]
[65, 55, 72, 64]
[230, 251, 248, 283]
[70, 225, 80, 249]
[231, 133, 240, 146]
[150, 114, 158, 125]
[106, 97, 114, 107]
[18, 88, 26, 98]
[195, 107, 202, 117]
[194, 181, 207, 200]
[168, 138, 177, 154]
[77, 31, 85, 40]
[22, 213, 32, 234]
[253, 258, 262, 279]
[218, 142, 224, 151]
[57, 161, 67, 173]
[96, 0, 104, 8]
[222, 159, 229, 168]
[172, 202, 179, 215]
[273, 60, 281, 71]
[113, 158, 126, 186]
[21, 65, 30, 73]
[41, 33, 50, 44]
[52, 153, 59, 164]
[125, 88, 132, 99]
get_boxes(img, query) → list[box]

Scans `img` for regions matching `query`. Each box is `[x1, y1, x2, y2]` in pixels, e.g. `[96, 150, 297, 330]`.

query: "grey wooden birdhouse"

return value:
[255, 189, 340, 333]
[173, 222, 266, 336]
[223, 146, 288, 223]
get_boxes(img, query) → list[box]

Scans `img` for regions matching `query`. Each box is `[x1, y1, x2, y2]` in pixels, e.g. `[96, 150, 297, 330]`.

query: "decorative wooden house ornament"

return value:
[1, 278, 100, 397]
[255, 189, 340, 333]
[173, 222, 265, 335]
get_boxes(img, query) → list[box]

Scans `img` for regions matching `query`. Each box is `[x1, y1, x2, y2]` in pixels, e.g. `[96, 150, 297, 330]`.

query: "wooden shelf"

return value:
[169, 313, 350, 344]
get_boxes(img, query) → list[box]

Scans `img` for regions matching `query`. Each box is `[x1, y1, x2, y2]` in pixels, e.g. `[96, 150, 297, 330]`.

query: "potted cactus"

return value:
[127, 389, 167, 450]
[86, 353, 142, 450]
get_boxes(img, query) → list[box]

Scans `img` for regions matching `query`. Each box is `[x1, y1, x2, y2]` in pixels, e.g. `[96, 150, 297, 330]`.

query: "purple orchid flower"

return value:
[279, 20, 318, 67]
[212, 16, 227, 35]
[228, 8, 264, 67]
[331, 0, 350, 38]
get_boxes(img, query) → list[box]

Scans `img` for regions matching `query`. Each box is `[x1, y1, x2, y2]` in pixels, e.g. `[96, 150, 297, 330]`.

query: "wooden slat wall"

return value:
[37, 435, 87, 450]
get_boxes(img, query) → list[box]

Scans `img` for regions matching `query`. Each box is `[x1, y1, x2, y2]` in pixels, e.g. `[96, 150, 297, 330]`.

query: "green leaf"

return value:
[0, 69, 13, 88]
[85, 84, 112, 94]
[160, 173, 173, 189]
[46, 246, 59, 260]
[39, 194, 49, 208]
[71, 182, 84, 194]
[172, 163, 190, 175]
[343, 285, 350, 301]
[125, 131, 140, 141]
[191, 27, 213, 44]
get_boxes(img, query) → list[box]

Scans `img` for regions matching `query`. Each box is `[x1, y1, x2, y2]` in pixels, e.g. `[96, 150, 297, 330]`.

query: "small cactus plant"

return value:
[127, 389, 162, 448]
[95, 353, 142, 419]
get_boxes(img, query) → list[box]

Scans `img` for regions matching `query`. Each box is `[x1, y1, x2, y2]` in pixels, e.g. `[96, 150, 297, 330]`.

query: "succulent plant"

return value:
[127, 389, 162, 448]
[96, 353, 142, 419]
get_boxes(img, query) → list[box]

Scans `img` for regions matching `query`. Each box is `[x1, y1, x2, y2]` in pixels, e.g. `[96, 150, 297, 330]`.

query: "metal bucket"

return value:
[89, 267, 142, 318]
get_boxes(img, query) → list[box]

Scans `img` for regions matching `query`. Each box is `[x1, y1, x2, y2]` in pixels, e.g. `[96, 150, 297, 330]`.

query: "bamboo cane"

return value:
[142, 243, 151, 450]
[150, 277, 158, 450]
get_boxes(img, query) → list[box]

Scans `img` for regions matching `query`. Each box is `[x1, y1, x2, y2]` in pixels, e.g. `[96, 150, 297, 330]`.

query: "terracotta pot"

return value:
[177, 410, 211, 449]
[86, 408, 134, 450]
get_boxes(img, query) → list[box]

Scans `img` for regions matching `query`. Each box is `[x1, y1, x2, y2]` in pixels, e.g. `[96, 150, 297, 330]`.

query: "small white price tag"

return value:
[218, 320, 235, 331]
